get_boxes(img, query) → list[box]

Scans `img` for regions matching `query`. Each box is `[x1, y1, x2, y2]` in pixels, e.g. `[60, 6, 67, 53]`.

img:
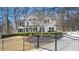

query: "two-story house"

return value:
[16, 14, 58, 32]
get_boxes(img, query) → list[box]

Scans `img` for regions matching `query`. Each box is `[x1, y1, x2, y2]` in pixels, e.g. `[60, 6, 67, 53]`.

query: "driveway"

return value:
[39, 36, 79, 51]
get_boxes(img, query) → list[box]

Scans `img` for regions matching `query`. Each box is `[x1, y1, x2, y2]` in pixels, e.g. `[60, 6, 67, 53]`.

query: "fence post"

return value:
[23, 37, 24, 51]
[37, 35, 40, 48]
[2, 40, 4, 51]
[55, 33, 57, 51]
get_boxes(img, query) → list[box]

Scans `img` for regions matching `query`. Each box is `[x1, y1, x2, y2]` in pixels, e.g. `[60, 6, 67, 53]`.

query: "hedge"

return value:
[1, 32, 63, 38]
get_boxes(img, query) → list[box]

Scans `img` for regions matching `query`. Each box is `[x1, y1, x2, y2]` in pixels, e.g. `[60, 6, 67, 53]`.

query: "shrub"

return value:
[1, 32, 63, 38]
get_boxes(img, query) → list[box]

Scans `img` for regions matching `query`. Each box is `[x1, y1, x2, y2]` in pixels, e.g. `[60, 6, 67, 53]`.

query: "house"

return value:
[16, 14, 58, 32]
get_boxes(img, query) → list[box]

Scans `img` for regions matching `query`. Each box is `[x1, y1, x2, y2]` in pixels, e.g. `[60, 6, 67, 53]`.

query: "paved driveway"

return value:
[38, 36, 79, 51]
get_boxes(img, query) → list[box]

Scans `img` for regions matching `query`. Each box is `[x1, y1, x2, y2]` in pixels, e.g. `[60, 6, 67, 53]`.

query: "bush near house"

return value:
[1, 32, 63, 38]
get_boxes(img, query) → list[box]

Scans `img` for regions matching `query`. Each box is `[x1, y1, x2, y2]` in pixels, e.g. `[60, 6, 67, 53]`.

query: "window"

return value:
[33, 21, 37, 25]
[33, 27, 37, 32]
[18, 29, 22, 32]
[27, 22, 29, 26]
[22, 22, 25, 27]
[21, 29, 23, 32]
[18, 29, 24, 32]
[29, 19, 31, 21]
[44, 19, 49, 24]
[40, 27, 44, 32]
[18, 29, 19, 32]
[49, 27, 54, 32]
[23, 29, 25, 32]
[26, 28, 28, 32]
[18, 22, 25, 27]
[18, 22, 21, 26]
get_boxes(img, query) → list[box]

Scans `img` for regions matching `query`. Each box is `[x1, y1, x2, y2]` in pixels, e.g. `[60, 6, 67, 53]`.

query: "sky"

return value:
[0, 7, 56, 23]
[0, 7, 78, 25]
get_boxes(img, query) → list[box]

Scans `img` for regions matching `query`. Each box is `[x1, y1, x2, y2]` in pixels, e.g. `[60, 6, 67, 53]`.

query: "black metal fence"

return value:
[34, 33, 79, 51]
[25, 34, 60, 51]
[36, 34, 59, 51]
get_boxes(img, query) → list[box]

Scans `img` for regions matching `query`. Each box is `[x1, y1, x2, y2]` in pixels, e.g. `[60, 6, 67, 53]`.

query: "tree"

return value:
[3, 8, 10, 33]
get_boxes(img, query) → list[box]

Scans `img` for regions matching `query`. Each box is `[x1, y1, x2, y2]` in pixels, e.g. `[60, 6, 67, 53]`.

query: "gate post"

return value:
[37, 35, 40, 48]
[2, 40, 4, 51]
[55, 33, 57, 51]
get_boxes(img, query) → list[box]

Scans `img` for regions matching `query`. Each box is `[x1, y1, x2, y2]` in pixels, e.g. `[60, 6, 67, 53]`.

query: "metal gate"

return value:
[34, 33, 79, 51]
[57, 33, 79, 51]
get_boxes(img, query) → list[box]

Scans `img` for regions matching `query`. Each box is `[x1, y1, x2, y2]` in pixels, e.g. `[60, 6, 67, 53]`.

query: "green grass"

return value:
[1, 32, 63, 38]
